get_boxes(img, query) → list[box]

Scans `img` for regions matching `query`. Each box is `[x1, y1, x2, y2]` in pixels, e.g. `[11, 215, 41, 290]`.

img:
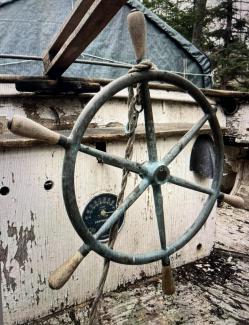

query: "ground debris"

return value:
[28, 206, 249, 325]
[175, 249, 239, 287]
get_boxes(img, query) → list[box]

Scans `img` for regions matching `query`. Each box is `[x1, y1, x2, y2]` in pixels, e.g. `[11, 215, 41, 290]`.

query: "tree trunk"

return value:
[224, 0, 233, 48]
[192, 0, 207, 49]
[221, 0, 234, 88]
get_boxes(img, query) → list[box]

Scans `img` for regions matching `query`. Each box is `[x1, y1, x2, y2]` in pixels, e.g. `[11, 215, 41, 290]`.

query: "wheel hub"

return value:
[143, 162, 170, 185]
[154, 165, 170, 184]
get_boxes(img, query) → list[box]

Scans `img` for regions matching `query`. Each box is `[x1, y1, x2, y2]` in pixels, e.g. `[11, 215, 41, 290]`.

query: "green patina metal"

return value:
[62, 69, 224, 265]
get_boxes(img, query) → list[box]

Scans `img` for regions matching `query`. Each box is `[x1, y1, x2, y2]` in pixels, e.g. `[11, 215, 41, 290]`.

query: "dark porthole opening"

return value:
[95, 142, 107, 163]
[196, 243, 202, 251]
[44, 180, 54, 191]
[190, 135, 215, 179]
[0, 186, 10, 196]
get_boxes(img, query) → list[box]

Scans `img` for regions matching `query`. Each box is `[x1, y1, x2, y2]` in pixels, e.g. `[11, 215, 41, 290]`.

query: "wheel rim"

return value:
[62, 70, 224, 265]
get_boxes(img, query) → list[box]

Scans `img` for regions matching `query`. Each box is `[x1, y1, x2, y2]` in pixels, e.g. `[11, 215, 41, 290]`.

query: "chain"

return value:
[88, 60, 154, 324]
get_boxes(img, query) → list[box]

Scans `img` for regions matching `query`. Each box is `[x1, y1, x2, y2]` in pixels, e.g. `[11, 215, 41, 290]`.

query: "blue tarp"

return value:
[0, 0, 212, 87]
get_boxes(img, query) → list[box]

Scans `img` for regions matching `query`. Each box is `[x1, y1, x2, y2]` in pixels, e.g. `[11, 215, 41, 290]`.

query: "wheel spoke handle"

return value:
[127, 9, 146, 63]
[8, 115, 67, 146]
[48, 251, 85, 289]
[162, 264, 175, 295]
[49, 179, 150, 289]
[8, 116, 146, 175]
[219, 193, 244, 209]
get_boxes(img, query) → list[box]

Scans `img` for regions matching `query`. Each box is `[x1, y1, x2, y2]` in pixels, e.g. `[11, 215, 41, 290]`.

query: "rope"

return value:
[128, 59, 156, 73]
[88, 60, 153, 324]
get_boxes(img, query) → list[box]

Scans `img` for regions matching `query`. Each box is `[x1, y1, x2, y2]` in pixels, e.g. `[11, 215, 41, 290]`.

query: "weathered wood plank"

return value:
[0, 123, 219, 148]
[226, 102, 249, 144]
[1, 74, 249, 99]
[0, 74, 106, 84]
[0, 84, 227, 323]
[0, 74, 249, 100]
[43, 0, 126, 77]
[216, 204, 249, 255]
[15, 80, 100, 94]
[26, 206, 249, 325]
[44, 0, 98, 58]
[1, 139, 215, 324]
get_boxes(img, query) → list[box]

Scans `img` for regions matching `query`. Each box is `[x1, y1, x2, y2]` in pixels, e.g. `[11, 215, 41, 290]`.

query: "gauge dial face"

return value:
[82, 193, 124, 242]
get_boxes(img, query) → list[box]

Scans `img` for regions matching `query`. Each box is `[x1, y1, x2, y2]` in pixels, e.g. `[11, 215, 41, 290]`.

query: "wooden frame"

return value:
[43, 0, 126, 77]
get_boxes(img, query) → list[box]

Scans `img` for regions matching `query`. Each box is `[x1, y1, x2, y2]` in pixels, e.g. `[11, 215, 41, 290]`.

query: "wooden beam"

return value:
[2, 75, 249, 100]
[45, 0, 97, 58]
[0, 74, 109, 84]
[15, 80, 100, 94]
[43, 0, 126, 78]
[0, 123, 225, 149]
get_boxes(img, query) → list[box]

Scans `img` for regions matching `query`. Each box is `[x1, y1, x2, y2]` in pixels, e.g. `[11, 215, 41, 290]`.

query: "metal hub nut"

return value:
[154, 165, 170, 184]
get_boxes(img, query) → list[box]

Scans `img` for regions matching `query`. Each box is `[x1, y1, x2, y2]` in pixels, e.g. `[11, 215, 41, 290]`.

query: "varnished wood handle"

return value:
[49, 251, 84, 289]
[220, 193, 244, 209]
[8, 115, 64, 145]
[127, 10, 147, 62]
[162, 265, 175, 295]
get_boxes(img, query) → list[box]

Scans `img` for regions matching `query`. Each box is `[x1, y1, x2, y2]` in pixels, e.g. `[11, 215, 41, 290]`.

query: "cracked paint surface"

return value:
[0, 240, 16, 292]
[1, 222, 36, 293]
[14, 224, 36, 268]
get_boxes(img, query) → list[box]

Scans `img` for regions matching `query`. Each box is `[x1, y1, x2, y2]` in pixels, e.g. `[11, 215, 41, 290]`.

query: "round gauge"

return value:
[82, 193, 125, 242]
